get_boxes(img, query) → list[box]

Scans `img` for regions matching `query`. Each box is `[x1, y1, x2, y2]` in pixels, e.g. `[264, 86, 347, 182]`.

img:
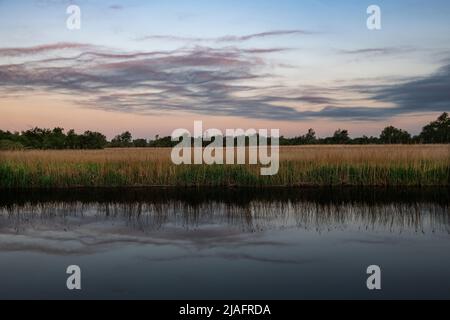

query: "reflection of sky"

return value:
[1, 1, 450, 137]
[1, 199, 450, 299]
[1, 199, 448, 257]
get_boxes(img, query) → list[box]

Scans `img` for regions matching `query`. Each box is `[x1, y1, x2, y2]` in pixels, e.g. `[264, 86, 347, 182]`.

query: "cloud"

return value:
[138, 29, 312, 43]
[215, 30, 313, 42]
[0, 44, 294, 119]
[339, 47, 414, 56]
[0, 42, 94, 57]
[109, 4, 123, 10]
[0, 41, 448, 121]
[370, 63, 450, 113]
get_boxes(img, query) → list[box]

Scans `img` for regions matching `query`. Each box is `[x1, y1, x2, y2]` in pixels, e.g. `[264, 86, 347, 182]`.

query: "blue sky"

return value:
[1, 0, 449, 138]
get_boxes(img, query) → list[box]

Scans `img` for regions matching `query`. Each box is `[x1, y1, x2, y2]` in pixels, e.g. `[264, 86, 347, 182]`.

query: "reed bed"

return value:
[0, 145, 449, 188]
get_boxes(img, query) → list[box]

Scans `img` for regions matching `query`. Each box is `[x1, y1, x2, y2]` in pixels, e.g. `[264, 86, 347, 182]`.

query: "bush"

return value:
[0, 140, 24, 150]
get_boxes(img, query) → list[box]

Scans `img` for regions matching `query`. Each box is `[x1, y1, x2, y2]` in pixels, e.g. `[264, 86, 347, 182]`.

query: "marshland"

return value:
[0, 145, 448, 188]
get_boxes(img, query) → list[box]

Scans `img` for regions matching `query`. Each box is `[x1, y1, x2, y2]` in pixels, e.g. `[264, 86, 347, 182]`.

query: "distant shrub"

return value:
[0, 139, 25, 150]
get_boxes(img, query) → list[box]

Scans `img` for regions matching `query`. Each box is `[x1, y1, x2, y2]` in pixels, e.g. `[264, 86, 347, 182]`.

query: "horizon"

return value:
[1, 0, 450, 139]
[1, 113, 446, 141]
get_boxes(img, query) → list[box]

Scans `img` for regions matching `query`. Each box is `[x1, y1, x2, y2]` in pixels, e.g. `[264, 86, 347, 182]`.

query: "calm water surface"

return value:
[0, 188, 449, 300]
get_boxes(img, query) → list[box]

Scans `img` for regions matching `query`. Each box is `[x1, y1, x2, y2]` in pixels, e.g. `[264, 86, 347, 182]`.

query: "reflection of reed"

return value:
[1, 198, 449, 234]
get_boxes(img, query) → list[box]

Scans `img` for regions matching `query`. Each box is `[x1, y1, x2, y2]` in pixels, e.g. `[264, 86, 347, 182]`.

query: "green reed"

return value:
[0, 158, 448, 188]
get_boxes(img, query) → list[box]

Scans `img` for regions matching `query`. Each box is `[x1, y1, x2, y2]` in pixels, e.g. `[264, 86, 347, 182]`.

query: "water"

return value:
[0, 188, 449, 300]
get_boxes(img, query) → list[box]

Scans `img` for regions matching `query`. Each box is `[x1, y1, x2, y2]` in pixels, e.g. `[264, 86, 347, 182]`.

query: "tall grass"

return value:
[0, 146, 449, 188]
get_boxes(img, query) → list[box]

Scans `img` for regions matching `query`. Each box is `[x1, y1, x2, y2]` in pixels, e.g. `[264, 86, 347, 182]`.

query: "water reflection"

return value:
[1, 188, 449, 233]
[0, 188, 449, 255]
[0, 188, 449, 299]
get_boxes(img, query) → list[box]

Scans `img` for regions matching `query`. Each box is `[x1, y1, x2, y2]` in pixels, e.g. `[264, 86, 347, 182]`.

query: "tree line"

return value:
[0, 113, 449, 150]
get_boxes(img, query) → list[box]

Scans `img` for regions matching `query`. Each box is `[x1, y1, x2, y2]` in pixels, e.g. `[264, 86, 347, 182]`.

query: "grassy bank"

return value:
[0, 146, 449, 188]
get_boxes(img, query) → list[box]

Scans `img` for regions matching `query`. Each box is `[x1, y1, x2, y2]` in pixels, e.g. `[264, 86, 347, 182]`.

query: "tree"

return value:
[80, 131, 107, 149]
[66, 129, 80, 149]
[302, 128, 317, 144]
[0, 130, 13, 141]
[133, 139, 148, 148]
[21, 127, 50, 149]
[43, 127, 66, 149]
[0, 139, 24, 150]
[111, 131, 133, 147]
[148, 136, 176, 147]
[330, 129, 351, 144]
[352, 135, 379, 145]
[380, 126, 411, 144]
[419, 113, 450, 143]
[1, 114, 448, 150]
[0, 130, 22, 147]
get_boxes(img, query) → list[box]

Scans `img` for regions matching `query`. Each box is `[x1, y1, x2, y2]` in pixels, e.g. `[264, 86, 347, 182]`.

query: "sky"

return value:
[0, 0, 449, 139]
